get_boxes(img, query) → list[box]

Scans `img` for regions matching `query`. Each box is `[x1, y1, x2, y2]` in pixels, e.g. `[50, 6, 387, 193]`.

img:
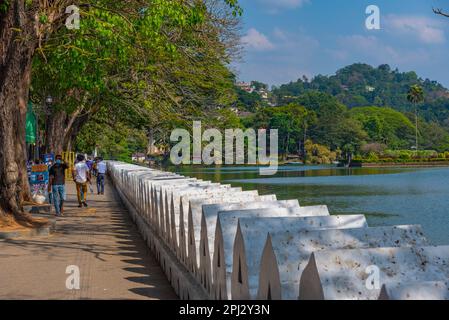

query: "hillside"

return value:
[236, 64, 449, 157]
[270, 63, 449, 124]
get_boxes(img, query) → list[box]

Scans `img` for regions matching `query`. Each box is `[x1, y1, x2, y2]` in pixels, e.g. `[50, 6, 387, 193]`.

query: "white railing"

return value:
[108, 161, 449, 300]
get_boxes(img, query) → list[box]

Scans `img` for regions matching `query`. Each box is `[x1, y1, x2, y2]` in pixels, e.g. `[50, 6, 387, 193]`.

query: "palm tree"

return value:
[407, 85, 424, 153]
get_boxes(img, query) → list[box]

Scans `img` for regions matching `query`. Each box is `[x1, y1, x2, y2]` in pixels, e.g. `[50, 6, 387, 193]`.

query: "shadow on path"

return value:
[0, 178, 177, 300]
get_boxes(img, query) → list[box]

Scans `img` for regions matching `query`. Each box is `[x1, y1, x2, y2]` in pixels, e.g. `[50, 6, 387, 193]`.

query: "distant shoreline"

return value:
[361, 162, 449, 168]
[139, 160, 449, 169]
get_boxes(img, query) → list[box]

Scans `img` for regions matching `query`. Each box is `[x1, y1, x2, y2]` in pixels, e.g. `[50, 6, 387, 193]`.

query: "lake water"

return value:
[168, 165, 449, 245]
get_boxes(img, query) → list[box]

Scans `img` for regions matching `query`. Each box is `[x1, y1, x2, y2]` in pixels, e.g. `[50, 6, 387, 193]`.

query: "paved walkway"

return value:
[0, 179, 177, 300]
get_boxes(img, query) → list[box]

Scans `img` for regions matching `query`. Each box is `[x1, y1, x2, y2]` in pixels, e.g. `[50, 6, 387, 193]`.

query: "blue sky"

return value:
[234, 0, 449, 88]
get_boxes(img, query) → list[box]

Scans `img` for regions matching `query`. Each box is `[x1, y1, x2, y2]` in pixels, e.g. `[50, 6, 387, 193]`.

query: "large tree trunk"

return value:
[44, 102, 96, 154]
[44, 111, 67, 155]
[147, 128, 156, 155]
[66, 111, 90, 151]
[0, 1, 37, 223]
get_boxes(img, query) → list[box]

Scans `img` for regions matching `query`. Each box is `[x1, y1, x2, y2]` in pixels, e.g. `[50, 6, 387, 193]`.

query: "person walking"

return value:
[96, 157, 107, 195]
[92, 157, 98, 177]
[73, 154, 91, 208]
[48, 155, 69, 217]
[86, 157, 94, 175]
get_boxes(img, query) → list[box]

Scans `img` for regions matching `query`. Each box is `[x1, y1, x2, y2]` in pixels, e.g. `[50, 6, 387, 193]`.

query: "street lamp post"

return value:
[42, 95, 53, 156]
[35, 113, 39, 160]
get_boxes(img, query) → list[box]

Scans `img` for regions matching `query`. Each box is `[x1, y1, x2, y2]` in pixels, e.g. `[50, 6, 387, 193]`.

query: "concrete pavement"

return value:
[0, 179, 177, 300]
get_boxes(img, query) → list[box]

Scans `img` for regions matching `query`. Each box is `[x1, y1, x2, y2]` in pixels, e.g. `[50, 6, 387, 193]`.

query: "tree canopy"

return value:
[29, 0, 243, 156]
[0, 0, 242, 222]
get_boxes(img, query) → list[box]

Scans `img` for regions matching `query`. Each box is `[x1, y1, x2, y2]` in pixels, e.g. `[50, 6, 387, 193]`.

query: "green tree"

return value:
[0, 0, 241, 224]
[30, 0, 241, 155]
[349, 106, 415, 148]
[420, 122, 449, 152]
[336, 117, 368, 162]
[295, 91, 347, 149]
[253, 103, 315, 159]
[272, 63, 447, 123]
[250, 81, 268, 91]
[235, 88, 264, 112]
[304, 140, 338, 164]
[364, 116, 384, 142]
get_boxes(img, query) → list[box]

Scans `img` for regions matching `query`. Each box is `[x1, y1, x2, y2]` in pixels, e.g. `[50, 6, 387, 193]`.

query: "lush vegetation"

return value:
[272, 64, 449, 117]
[236, 64, 449, 164]
[67, 57, 449, 165]
[33, 17, 449, 166]
[349, 107, 414, 149]
[2, 0, 448, 225]
[28, 0, 243, 159]
[1, 0, 242, 222]
[354, 149, 449, 164]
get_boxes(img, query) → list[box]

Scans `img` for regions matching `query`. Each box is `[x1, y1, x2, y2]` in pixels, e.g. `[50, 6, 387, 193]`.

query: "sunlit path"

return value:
[0, 180, 177, 300]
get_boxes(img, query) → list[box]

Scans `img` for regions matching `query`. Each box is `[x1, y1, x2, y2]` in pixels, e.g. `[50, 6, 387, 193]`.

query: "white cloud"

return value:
[236, 62, 312, 86]
[337, 35, 398, 59]
[385, 15, 446, 44]
[235, 28, 321, 85]
[335, 35, 431, 65]
[242, 28, 275, 51]
[273, 27, 288, 41]
[273, 27, 320, 50]
[257, 0, 310, 13]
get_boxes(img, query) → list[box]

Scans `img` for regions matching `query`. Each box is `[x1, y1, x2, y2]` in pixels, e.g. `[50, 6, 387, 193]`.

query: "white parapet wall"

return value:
[108, 163, 208, 299]
[185, 192, 265, 275]
[257, 225, 428, 300]
[147, 177, 191, 238]
[199, 200, 301, 297]
[379, 281, 449, 300]
[155, 183, 226, 249]
[159, 181, 222, 247]
[107, 161, 449, 301]
[146, 178, 198, 232]
[146, 178, 200, 222]
[231, 215, 368, 300]
[178, 190, 257, 267]
[299, 245, 449, 300]
[213, 207, 332, 300]
[152, 181, 225, 254]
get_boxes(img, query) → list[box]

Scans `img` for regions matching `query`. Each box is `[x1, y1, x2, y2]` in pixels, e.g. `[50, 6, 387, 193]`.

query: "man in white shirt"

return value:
[96, 157, 107, 195]
[72, 154, 91, 208]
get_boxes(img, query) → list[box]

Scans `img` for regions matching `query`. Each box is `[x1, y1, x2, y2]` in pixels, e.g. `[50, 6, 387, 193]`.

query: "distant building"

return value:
[230, 107, 240, 115]
[366, 86, 376, 92]
[132, 153, 146, 163]
[237, 80, 271, 103]
[259, 88, 269, 100]
[236, 82, 254, 93]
